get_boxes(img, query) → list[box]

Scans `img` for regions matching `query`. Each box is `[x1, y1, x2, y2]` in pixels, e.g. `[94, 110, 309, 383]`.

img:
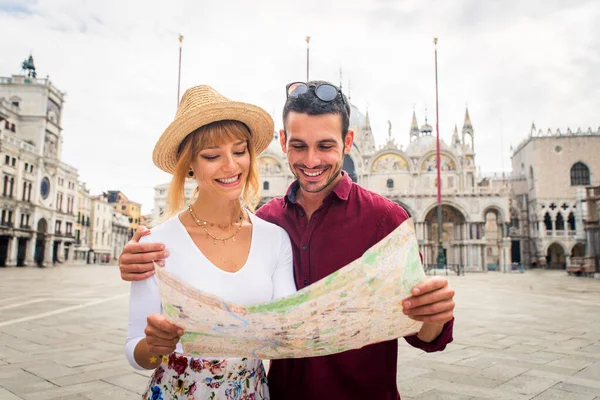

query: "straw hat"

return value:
[153, 85, 274, 174]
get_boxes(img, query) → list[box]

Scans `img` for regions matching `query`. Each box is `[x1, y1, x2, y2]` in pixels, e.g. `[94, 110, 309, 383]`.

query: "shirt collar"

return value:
[284, 171, 352, 206]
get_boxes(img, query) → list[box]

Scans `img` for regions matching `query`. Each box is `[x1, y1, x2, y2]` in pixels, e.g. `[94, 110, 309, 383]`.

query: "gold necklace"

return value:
[188, 205, 244, 245]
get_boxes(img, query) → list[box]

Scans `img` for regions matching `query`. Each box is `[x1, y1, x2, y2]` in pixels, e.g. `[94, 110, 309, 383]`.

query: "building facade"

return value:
[74, 182, 92, 263]
[583, 186, 600, 273]
[105, 190, 142, 238]
[0, 73, 78, 267]
[90, 195, 112, 263]
[112, 210, 129, 262]
[509, 125, 600, 269]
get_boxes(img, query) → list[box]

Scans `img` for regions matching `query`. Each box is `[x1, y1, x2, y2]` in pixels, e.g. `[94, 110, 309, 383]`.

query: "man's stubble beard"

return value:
[290, 159, 344, 194]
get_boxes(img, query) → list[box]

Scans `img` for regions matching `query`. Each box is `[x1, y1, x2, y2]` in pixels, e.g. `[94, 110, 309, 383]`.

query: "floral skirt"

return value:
[142, 353, 269, 400]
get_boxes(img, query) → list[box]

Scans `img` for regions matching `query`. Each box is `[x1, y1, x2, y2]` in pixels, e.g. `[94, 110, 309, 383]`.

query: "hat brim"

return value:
[153, 101, 274, 175]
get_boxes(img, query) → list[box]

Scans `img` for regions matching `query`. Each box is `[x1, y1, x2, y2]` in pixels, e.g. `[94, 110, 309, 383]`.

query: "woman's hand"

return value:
[144, 313, 184, 355]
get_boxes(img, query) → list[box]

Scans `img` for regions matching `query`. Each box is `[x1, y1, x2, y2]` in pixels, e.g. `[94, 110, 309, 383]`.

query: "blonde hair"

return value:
[164, 120, 260, 219]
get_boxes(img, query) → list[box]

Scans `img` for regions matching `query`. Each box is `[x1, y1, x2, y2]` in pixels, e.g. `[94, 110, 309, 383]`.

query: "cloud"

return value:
[1, 0, 598, 213]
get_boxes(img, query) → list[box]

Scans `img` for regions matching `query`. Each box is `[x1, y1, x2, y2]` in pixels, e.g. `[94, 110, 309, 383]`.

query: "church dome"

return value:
[406, 134, 436, 154]
[420, 123, 433, 135]
[265, 131, 285, 156]
[349, 103, 366, 132]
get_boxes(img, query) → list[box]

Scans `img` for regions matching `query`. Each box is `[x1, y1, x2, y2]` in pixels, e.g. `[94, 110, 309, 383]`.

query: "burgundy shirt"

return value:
[256, 173, 454, 400]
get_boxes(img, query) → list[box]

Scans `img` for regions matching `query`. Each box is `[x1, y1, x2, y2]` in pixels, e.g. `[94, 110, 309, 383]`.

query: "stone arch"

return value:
[567, 212, 576, 231]
[482, 205, 507, 224]
[570, 243, 585, 258]
[35, 218, 48, 267]
[36, 218, 48, 234]
[543, 212, 552, 231]
[424, 205, 467, 241]
[423, 204, 468, 267]
[555, 212, 565, 231]
[546, 242, 566, 269]
[421, 200, 470, 223]
[570, 161, 590, 186]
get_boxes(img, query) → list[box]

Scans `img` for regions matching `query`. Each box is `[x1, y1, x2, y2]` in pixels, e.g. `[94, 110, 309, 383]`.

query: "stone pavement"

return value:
[0, 265, 598, 400]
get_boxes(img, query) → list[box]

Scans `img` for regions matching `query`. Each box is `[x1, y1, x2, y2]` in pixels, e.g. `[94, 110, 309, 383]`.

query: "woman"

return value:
[126, 85, 297, 399]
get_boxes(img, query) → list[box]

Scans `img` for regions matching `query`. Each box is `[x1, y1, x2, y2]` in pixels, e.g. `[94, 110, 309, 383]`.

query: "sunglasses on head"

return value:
[286, 82, 346, 105]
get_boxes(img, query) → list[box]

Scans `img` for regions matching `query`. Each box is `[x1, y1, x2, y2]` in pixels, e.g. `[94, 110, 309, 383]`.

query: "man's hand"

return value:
[119, 226, 168, 282]
[144, 314, 184, 355]
[402, 277, 455, 324]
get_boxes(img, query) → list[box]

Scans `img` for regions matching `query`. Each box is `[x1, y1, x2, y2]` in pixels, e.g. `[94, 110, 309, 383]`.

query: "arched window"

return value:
[570, 162, 590, 186]
[568, 212, 576, 231]
[543, 212, 552, 231]
[555, 212, 565, 231]
[263, 181, 270, 191]
[386, 179, 394, 189]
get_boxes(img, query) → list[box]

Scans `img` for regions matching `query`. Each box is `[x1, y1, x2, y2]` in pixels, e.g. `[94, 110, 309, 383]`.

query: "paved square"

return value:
[0, 265, 598, 399]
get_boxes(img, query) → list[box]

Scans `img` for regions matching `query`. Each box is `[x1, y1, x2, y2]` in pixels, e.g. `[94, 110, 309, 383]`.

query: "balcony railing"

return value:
[543, 229, 578, 237]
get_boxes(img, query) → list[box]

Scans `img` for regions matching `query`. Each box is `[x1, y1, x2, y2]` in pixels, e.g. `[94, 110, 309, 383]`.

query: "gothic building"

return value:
[509, 124, 600, 269]
[257, 105, 511, 271]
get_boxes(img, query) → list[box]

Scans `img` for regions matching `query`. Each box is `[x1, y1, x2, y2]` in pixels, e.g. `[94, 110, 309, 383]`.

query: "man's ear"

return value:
[343, 130, 355, 154]
[279, 129, 287, 153]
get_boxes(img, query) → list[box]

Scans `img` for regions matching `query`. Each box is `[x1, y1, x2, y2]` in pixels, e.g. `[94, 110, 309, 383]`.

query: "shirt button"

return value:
[303, 279, 309, 286]
[302, 245, 308, 251]
[299, 212, 305, 217]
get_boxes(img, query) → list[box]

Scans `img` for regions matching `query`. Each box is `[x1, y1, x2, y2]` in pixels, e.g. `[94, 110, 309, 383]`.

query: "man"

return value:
[120, 81, 455, 399]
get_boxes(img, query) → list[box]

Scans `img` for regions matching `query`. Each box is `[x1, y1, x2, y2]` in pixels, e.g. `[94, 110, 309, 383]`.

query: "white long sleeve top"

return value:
[125, 212, 297, 369]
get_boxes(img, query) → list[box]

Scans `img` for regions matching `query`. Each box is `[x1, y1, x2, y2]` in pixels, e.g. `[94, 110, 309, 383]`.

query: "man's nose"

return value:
[304, 147, 320, 168]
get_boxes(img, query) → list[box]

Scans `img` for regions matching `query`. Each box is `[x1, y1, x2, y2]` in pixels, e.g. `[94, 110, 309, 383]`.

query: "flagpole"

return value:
[305, 36, 311, 81]
[434, 37, 446, 272]
[177, 34, 184, 108]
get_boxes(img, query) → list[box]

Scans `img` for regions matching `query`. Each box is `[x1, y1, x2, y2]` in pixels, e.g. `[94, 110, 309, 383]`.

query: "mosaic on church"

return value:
[421, 154, 456, 172]
[258, 156, 282, 175]
[371, 153, 408, 173]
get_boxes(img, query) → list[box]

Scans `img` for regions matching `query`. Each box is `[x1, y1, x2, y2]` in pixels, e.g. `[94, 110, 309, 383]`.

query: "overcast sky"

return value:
[1, 0, 598, 213]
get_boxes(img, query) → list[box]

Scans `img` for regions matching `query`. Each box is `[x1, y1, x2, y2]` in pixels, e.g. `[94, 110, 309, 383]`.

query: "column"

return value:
[482, 244, 488, 271]
[57, 241, 65, 263]
[44, 238, 53, 267]
[7, 236, 18, 266]
[499, 243, 505, 272]
[26, 234, 37, 265]
[67, 243, 75, 262]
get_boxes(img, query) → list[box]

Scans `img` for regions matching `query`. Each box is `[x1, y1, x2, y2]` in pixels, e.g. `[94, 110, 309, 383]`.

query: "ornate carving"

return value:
[258, 157, 282, 175]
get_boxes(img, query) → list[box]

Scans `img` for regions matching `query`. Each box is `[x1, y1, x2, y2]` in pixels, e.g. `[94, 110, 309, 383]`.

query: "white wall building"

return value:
[151, 180, 197, 226]
[509, 124, 600, 268]
[0, 70, 78, 267]
[112, 211, 129, 262]
[74, 182, 92, 263]
[90, 195, 112, 263]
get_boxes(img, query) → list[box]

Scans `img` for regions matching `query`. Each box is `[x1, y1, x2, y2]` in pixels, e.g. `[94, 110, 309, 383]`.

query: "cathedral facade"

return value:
[257, 105, 511, 272]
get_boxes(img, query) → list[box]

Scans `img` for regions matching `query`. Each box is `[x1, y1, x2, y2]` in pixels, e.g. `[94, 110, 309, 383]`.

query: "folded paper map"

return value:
[155, 218, 426, 359]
